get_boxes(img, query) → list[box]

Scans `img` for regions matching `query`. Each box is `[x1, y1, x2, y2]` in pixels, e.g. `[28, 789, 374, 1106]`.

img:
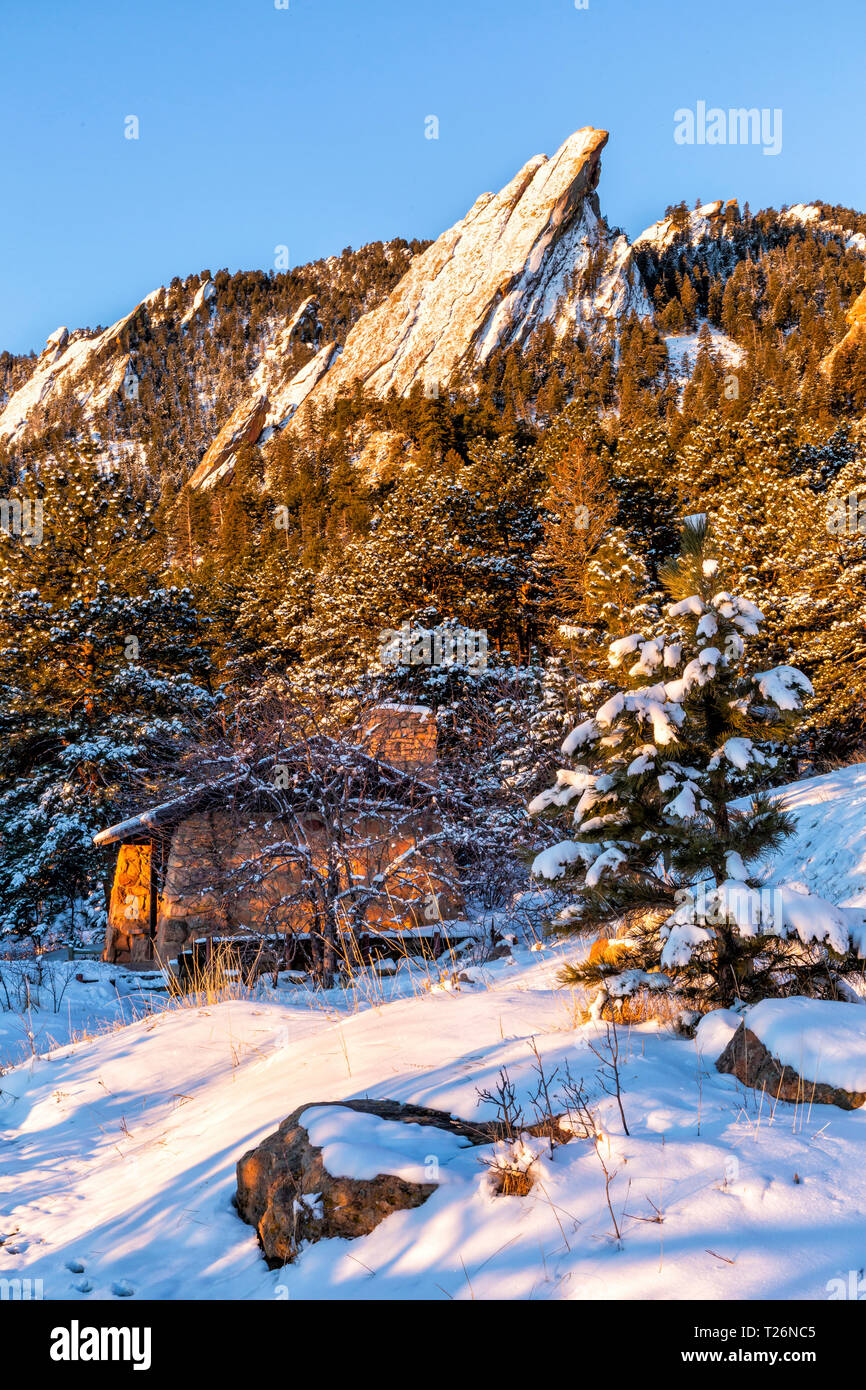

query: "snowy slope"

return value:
[739, 762, 866, 908]
[3, 764, 866, 1302]
[665, 322, 744, 379]
[3, 944, 866, 1302]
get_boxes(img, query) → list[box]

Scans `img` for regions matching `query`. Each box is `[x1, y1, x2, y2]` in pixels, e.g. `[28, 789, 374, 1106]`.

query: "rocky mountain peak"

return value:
[292, 127, 632, 416]
[185, 127, 648, 487]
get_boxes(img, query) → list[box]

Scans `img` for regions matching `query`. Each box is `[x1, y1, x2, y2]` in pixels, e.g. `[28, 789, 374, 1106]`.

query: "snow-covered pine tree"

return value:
[529, 517, 865, 1013]
[0, 446, 215, 943]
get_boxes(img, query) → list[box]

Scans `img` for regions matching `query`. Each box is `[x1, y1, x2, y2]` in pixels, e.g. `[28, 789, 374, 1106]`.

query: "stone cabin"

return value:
[95, 706, 465, 967]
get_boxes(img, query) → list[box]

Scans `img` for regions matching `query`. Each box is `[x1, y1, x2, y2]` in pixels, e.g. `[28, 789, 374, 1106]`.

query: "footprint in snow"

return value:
[73, 1278, 93, 1294]
[111, 1280, 135, 1298]
[65, 1258, 86, 1273]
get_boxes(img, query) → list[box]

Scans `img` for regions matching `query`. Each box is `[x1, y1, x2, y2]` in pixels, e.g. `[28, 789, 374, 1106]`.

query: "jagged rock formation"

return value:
[0, 288, 164, 444]
[0, 243, 420, 477]
[289, 127, 648, 423]
[183, 127, 652, 482]
[188, 295, 338, 488]
[10, 130, 866, 492]
[181, 127, 654, 487]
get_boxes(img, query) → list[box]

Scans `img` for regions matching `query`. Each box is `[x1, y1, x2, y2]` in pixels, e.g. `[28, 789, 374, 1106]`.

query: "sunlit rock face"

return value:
[291, 127, 649, 418]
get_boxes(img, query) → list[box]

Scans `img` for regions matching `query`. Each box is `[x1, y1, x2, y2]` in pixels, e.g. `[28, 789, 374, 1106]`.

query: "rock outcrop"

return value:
[189, 127, 650, 481]
[235, 1099, 497, 1266]
[633, 199, 740, 254]
[0, 288, 163, 444]
[716, 1022, 866, 1110]
[819, 285, 866, 378]
[289, 127, 648, 421]
[187, 393, 270, 489]
[187, 298, 337, 489]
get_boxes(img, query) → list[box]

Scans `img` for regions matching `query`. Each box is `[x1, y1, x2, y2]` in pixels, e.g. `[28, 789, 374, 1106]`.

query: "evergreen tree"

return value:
[529, 519, 860, 1012]
[0, 447, 214, 941]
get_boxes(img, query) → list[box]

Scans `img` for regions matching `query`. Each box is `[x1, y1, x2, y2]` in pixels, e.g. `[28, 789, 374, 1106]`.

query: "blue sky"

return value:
[1, 0, 863, 354]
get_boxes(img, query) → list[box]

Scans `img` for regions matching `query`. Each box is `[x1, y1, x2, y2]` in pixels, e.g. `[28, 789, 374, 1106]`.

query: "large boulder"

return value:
[716, 1022, 866, 1111]
[235, 1099, 498, 1267]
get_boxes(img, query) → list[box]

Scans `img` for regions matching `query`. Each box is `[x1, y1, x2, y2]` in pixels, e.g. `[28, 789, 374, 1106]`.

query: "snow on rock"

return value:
[0, 276, 220, 444]
[264, 339, 339, 433]
[300, 1105, 468, 1182]
[179, 278, 216, 326]
[0, 294, 160, 443]
[783, 203, 866, 256]
[742, 998, 866, 1096]
[633, 200, 736, 254]
[695, 1007, 741, 1059]
[188, 296, 337, 489]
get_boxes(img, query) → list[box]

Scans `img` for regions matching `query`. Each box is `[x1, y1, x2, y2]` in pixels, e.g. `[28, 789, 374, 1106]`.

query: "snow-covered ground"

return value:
[665, 322, 744, 380]
[0, 959, 171, 1072]
[2, 763, 866, 1302]
[753, 762, 866, 909]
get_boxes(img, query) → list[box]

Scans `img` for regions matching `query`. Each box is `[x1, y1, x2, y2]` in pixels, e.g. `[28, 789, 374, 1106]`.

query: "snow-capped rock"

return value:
[180, 278, 216, 327]
[783, 203, 866, 256]
[633, 199, 739, 254]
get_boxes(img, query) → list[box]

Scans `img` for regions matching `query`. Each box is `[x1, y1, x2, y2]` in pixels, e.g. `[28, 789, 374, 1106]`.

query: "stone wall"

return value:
[361, 705, 438, 774]
[105, 843, 152, 963]
[150, 806, 463, 961]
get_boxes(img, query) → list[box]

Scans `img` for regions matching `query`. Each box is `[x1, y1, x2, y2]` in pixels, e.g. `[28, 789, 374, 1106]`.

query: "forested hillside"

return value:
[1, 178, 865, 943]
